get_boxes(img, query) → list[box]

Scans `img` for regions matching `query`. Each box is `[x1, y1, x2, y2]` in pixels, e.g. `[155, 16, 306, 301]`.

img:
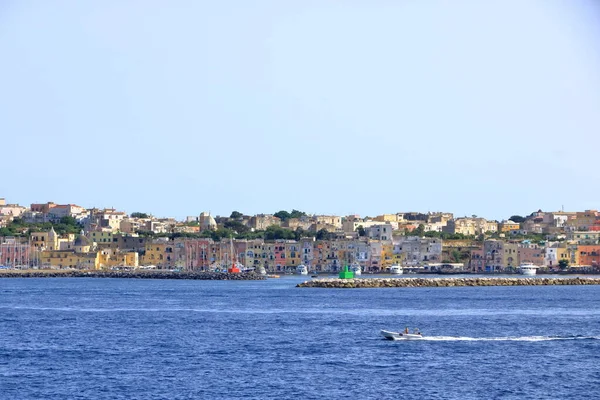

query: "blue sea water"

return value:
[1, 276, 600, 400]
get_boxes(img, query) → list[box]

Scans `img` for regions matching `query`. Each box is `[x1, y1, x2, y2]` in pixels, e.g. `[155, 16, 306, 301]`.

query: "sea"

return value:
[1, 275, 600, 400]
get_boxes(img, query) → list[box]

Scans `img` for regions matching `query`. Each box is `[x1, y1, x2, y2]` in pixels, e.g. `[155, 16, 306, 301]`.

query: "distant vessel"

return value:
[519, 262, 538, 276]
[350, 262, 362, 276]
[296, 264, 308, 275]
[380, 329, 423, 340]
[256, 265, 267, 276]
[389, 265, 403, 275]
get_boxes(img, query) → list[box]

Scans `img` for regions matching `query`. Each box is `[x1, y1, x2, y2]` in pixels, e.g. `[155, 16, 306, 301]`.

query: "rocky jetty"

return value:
[297, 277, 600, 288]
[0, 269, 266, 280]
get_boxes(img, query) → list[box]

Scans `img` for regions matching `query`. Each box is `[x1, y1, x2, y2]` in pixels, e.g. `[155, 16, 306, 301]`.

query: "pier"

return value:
[297, 277, 600, 288]
[0, 269, 266, 280]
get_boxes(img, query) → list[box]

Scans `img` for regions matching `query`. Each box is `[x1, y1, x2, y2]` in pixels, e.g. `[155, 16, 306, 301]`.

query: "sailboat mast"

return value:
[230, 237, 233, 268]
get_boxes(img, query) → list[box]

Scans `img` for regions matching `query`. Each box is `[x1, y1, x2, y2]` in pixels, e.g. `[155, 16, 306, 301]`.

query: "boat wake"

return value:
[418, 335, 600, 342]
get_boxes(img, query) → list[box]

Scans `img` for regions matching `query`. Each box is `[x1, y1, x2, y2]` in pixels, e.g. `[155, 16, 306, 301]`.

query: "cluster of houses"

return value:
[1, 198, 600, 272]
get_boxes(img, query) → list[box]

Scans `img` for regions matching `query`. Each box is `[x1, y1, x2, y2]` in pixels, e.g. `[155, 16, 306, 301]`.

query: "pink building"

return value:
[518, 247, 545, 266]
[273, 242, 286, 271]
[469, 249, 485, 272]
[0, 240, 31, 267]
[183, 239, 213, 270]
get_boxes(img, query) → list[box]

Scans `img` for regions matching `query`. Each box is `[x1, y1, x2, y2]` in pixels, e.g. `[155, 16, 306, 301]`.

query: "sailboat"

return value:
[227, 237, 241, 274]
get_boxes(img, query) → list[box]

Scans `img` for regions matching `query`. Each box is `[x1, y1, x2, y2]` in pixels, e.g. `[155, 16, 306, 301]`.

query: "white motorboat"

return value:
[389, 265, 403, 275]
[350, 263, 362, 276]
[380, 329, 423, 340]
[519, 262, 538, 276]
[296, 264, 308, 275]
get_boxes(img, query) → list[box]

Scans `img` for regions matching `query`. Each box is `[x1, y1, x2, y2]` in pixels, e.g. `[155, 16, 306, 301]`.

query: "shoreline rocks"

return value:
[0, 270, 266, 280]
[297, 277, 600, 288]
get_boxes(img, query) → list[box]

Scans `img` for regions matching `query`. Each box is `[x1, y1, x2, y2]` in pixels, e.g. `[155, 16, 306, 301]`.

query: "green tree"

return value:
[209, 228, 236, 241]
[289, 209, 306, 219]
[451, 250, 462, 263]
[223, 219, 250, 234]
[558, 259, 569, 270]
[316, 228, 332, 241]
[59, 216, 79, 226]
[264, 225, 295, 240]
[411, 224, 425, 237]
[274, 210, 291, 221]
[230, 211, 243, 220]
[131, 212, 149, 219]
[509, 215, 525, 223]
[294, 227, 311, 241]
[357, 225, 366, 237]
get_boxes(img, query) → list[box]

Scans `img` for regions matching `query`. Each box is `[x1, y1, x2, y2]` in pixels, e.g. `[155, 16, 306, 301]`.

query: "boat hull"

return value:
[519, 263, 538, 276]
[389, 266, 403, 275]
[520, 269, 537, 276]
[380, 330, 423, 340]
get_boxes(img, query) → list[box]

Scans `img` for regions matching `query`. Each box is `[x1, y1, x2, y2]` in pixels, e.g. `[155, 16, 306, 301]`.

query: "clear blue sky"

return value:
[1, 1, 599, 220]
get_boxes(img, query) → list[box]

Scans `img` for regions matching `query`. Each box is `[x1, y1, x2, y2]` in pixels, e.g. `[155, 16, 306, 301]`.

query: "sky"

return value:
[1, 0, 600, 220]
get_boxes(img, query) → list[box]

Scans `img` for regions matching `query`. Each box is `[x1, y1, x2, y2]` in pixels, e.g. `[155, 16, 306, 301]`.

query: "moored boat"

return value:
[519, 262, 538, 276]
[296, 264, 308, 275]
[389, 265, 403, 275]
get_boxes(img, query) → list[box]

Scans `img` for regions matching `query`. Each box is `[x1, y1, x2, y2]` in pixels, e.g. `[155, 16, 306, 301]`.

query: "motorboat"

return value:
[296, 264, 308, 275]
[389, 265, 403, 275]
[519, 262, 538, 276]
[380, 329, 423, 340]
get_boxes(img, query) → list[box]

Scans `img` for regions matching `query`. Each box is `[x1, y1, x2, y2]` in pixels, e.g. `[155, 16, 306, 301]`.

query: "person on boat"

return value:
[414, 328, 421, 335]
[404, 327, 409, 334]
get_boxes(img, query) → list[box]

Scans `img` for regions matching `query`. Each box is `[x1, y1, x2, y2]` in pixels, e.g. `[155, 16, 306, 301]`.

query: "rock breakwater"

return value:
[297, 277, 600, 288]
[0, 269, 266, 280]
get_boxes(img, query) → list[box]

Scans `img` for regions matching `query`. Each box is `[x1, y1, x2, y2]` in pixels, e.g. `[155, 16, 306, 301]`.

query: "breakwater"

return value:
[297, 277, 600, 288]
[0, 269, 266, 280]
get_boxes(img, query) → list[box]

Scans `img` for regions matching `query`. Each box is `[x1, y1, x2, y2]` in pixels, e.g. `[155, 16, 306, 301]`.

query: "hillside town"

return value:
[1, 197, 599, 273]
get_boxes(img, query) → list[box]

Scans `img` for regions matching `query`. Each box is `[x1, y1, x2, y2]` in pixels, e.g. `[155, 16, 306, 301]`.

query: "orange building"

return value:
[578, 245, 600, 267]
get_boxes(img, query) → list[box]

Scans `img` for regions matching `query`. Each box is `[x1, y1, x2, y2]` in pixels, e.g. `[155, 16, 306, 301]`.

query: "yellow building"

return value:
[141, 241, 175, 268]
[98, 249, 139, 269]
[40, 250, 99, 269]
[381, 242, 395, 269]
[502, 242, 519, 268]
[285, 241, 301, 268]
[30, 227, 59, 251]
[88, 231, 114, 245]
[374, 214, 402, 223]
[499, 220, 520, 232]
[259, 243, 276, 272]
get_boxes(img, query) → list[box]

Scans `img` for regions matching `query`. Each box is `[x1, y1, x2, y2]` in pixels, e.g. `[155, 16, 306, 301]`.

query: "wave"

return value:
[417, 335, 600, 342]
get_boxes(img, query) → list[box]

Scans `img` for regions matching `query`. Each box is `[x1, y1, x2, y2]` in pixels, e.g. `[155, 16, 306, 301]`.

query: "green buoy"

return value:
[339, 265, 355, 279]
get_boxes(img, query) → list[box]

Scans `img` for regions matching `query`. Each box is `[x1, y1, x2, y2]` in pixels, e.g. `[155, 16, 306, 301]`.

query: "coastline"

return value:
[297, 277, 600, 288]
[0, 269, 266, 280]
